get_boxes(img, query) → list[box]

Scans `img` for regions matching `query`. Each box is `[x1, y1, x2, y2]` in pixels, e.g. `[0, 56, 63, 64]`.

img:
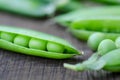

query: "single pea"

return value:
[87, 32, 106, 51]
[1, 32, 16, 42]
[14, 35, 30, 47]
[115, 37, 120, 48]
[29, 38, 47, 50]
[97, 39, 117, 56]
[47, 42, 64, 53]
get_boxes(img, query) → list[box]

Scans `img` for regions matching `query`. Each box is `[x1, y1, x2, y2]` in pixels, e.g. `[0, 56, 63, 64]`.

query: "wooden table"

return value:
[0, 5, 120, 80]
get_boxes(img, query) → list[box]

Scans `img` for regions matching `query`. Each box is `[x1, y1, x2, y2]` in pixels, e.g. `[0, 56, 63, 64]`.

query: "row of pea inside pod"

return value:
[64, 32, 120, 72]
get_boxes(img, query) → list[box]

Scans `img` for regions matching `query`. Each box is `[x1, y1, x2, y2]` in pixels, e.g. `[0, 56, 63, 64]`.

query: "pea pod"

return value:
[0, 26, 80, 59]
[55, 6, 120, 26]
[64, 48, 120, 72]
[93, 0, 120, 4]
[70, 16, 120, 41]
[0, 0, 75, 17]
[81, 39, 117, 67]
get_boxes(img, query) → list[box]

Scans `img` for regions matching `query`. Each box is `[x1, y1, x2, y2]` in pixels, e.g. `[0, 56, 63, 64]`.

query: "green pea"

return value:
[115, 37, 120, 48]
[14, 35, 30, 47]
[29, 38, 47, 50]
[97, 39, 117, 56]
[0, 26, 80, 59]
[47, 42, 64, 53]
[87, 32, 105, 51]
[1, 32, 16, 42]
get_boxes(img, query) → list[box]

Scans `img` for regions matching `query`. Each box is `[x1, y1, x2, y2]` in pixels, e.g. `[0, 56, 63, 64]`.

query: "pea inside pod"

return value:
[0, 26, 80, 59]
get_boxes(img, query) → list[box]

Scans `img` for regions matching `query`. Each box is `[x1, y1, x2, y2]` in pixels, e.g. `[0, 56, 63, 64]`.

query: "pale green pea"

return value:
[14, 35, 30, 47]
[1, 32, 16, 42]
[47, 42, 64, 53]
[29, 38, 47, 50]
[115, 37, 120, 48]
[87, 32, 105, 51]
[97, 39, 117, 56]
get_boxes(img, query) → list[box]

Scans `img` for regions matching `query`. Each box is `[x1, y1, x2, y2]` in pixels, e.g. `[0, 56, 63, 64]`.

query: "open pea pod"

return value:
[64, 48, 120, 72]
[70, 16, 120, 41]
[55, 6, 120, 26]
[0, 26, 80, 59]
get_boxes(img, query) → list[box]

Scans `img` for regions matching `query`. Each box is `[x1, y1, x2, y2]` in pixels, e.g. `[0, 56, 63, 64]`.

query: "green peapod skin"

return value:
[77, 39, 117, 70]
[0, 26, 80, 59]
[0, 0, 75, 17]
[70, 16, 120, 41]
[55, 6, 120, 26]
[64, 49, 120, 72]
[94, 0, 120, 4]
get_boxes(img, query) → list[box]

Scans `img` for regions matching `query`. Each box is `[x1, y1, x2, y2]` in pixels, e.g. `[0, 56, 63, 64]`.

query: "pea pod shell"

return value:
[64, 49, 120, 72]
[0, 0, 57, 17]
[55, 6, 120, 26]
[94, 0, 120, 4]
[70, 16, 120, 41]
[0, 26, 80, 59]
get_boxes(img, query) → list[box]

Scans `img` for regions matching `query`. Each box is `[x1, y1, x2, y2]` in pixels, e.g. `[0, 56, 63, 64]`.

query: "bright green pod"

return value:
[87, 32, 106, 51]
[115, 37, 120, 48]
[64, 49, 120, 72]
[70, 16, 120, 41]
[0, 0, 75, 17]
[0, 26, 80, 59]
[83, 39, 117, 66]
[55, 6, 120, 26]
[0, 0, 55, 17]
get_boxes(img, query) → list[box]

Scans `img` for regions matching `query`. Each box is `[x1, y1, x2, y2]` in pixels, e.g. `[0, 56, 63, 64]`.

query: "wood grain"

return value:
[0, 11, 120, 80]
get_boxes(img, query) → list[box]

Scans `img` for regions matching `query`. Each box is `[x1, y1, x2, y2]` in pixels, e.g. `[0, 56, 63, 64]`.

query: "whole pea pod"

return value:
[0, 26, 80, 59]
[0, 0, 73, 17]
[93, 0, 120, 4]
[70, 16, 120, 41]
[64, 48, 120, 72]
[55, 6, 120, 26]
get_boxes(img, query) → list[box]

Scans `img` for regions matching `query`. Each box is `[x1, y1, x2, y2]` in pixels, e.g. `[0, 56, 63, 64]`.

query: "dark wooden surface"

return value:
[0, 4, 120, 80]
